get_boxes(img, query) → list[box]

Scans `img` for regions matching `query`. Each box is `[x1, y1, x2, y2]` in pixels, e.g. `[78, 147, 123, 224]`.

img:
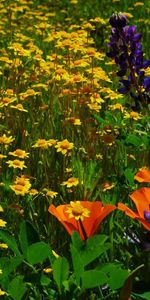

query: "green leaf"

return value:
[82, 270, 108, 289]
[26, 242, 50, 265]
[125, 134, 141, 147]
[8, 275, 27, 300]
[52, 257, 69, 291]
[70, 244, 84, 285]
[124, 168, 134, 185]
[40, 274, 51, 286]
[0, 230, 21, 256]
[133, 292, 150, 300]
[72, 234, 109, 267]
[0, 256, 23, 278]
[108, 268, 129, 290]
[19, 221, 39, 254]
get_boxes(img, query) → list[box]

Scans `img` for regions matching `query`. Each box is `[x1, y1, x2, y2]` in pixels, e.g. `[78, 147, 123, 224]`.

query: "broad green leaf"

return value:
[108, 268, 129, 290]
[70, 244, 84, 285]
[26, 242, 50, 265]
[72, 234, 109, 267]
[82, 270, 108, 289]
[19, 220, 39, 254]
[0, 230, 20, 256]
[8, 275, 27, 300]
[0, 256, 23, 278]
[52, 257, 69, 291]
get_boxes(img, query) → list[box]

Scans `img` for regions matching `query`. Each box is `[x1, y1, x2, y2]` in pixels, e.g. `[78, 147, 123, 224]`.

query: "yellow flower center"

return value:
[66, 201, 90, 221]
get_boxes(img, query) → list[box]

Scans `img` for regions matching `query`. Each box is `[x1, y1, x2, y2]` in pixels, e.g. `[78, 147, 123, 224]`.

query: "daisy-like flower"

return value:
[65, 117, 81, 125]
[66, 201, 90, 221]
[118, 187, 150, 231]
[55, 139, 74, 155]
[61, 177, 79, 188]
[32, 138, 55, 149]
[8, 149, 29, 159]
[6, 159, 27, 170]
[0, 134, 14, 145]
[134, 167, 150, 183]
[10, 103, 28, 112]
[102, 182, 115, 192]
[28, 189, 38, 196]
[46, 190, 58, 198]
[0, 219, 7, 227]
[49, 201, 116, 240]
[10, 176, 31, 196]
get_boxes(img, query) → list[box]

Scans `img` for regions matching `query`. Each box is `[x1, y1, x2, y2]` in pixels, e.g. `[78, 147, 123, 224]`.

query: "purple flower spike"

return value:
[108, 12, 150, 107]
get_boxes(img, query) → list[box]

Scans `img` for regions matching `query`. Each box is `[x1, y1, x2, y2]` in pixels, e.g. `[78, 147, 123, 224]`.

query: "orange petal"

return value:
[134, 168, 150, 183]
[130, 188, 150, 218]
[118, 203, 139, 218]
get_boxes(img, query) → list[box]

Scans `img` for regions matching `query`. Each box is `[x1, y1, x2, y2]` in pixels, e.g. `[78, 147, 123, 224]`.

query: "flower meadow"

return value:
[0, 0, 150, 299]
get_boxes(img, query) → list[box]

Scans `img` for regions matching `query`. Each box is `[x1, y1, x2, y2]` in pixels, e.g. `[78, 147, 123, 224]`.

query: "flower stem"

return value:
[78, 219, 88, 240]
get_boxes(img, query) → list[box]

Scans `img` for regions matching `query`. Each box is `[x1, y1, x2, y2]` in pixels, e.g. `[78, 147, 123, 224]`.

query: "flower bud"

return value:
[109, 12, 127, 28]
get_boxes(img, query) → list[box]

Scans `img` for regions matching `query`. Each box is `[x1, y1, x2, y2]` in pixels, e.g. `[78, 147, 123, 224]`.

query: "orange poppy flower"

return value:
[48, 201, 116, 240]
[118, 188, 150, 230]
[134, 167, 150, 182]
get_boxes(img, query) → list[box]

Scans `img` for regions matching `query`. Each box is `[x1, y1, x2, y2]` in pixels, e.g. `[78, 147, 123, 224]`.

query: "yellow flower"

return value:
[46, 190, 58, 198]
[0, 134, 14, 145]
[6, 159, 27, 170]
[0, 219, 7, 227]
[61, 177, 79, 188]
[8, 149, 29, 159]
[55, 139, 74, 155]
[0, 206, 4, 212]
[28, 189, 38, 196]
[32, 139, 55, 149]
[65, 117, 81, 125]
[43, 267, 53, 274]
[10, 176, 31, 196]
[108, 103, 124, 112]
[10, 103, 28, 112]
[102, 182, 115, 192]
[66, 201, 90, 221]
[124, 111, 141, 120]
[0, 154, 7, 159]
[0, 243, 8, 249]
[0, 288, 6, 296]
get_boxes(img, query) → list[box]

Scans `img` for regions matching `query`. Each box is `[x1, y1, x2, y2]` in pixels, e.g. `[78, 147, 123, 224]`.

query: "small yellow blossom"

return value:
[0, 243, 8, 249]
[102, 182, 115, 192]
[8, 149, 29, 159]
[61, 177, 79, 188]
[0, 134, 14, 145]
[65, 117, 81, 126]
[0, 206, 4, 212]
[32, 139, 55, 149]
[28, 189, 38, 196]
[10, 103, 28, 112]
[6, 159, 27, 170]
[0, 219, 7, 227]
[66, 201, 90, 221]
[0, 288, 6, 296]
[46, 190, 58, 198]
[43, 267, 53, 274]
[10, 176, 31, 196]
[0, 154, 7, 159]
[55, 139, 74, 155]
